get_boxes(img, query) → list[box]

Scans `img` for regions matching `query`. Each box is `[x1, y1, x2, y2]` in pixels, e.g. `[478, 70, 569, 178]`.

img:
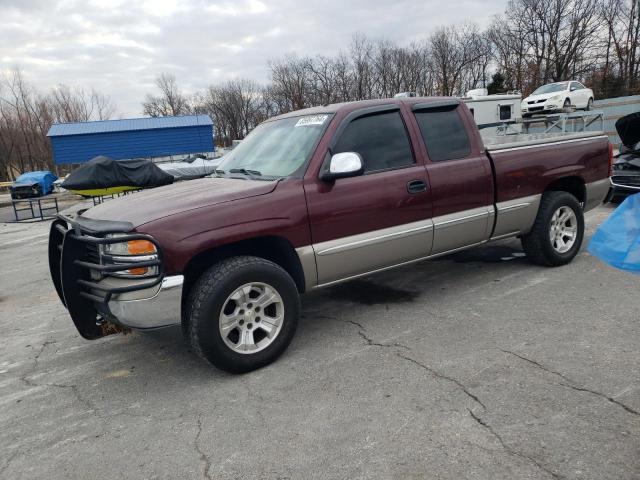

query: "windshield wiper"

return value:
[229, 168, 262, 177]
[210, 169, 226, 177]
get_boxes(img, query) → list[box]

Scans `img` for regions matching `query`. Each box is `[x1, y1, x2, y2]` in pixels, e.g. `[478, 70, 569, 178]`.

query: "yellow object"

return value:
[127, 239, 156, 275]
[66, 185, 140, 196]
[127, 240, 156, 255]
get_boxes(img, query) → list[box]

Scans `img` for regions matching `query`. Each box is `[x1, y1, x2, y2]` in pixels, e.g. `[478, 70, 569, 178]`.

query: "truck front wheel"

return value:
[521, 191, 584, 266]
[186, 256, 300, 373]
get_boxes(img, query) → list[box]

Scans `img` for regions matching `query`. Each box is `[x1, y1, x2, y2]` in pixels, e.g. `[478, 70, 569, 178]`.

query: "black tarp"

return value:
[62, 156, 174, 190]
[615, 112, 640, 148]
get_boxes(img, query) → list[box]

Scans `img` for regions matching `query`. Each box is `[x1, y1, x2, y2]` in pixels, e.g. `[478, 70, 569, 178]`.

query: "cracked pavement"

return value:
[1, 204, 639, 479]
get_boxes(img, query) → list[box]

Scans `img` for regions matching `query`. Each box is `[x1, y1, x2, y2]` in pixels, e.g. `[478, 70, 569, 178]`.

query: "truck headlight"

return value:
[100, 235, 158, 276]
[102, 239, 157, 256]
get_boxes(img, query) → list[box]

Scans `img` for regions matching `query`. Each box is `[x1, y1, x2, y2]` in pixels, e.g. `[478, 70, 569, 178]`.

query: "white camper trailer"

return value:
[462, 89, 523, 136]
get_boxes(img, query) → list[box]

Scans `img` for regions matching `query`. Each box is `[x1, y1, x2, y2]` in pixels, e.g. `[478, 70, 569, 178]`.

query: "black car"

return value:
[607, 112, 640, 202]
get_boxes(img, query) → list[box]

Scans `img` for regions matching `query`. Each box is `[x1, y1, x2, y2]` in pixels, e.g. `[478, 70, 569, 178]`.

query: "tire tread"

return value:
[522, 191, 584, 266]
[186, 255, 298, 372]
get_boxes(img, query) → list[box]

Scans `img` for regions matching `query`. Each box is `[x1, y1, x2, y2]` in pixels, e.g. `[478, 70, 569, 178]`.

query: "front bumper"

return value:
[611, 174, 640, 191]
[522, 102, 561, 114]
[49, 214, 182, 338]
[107, 275, 183, 329]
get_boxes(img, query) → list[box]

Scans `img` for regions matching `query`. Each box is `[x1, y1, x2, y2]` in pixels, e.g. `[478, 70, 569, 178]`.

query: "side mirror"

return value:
[320, 152, 364, 181]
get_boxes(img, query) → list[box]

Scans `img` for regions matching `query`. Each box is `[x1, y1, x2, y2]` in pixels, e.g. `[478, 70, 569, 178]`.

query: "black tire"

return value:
[521, 191, 584, 266]
[586, 97, 594, 111]
[186, 256, 300, 373]
[562, 98, 572, 113]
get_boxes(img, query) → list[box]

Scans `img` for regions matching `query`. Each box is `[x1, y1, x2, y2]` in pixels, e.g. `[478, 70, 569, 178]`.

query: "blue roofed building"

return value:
[47, 115, 214, 164]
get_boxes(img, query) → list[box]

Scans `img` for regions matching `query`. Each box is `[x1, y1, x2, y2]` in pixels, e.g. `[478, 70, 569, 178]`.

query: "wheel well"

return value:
[545, 176, 585, 205]
[181, 236, 307, 307]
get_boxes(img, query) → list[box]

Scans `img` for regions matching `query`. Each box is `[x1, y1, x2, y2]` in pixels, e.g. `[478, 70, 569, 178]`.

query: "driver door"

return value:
[304, 106, 433, 286]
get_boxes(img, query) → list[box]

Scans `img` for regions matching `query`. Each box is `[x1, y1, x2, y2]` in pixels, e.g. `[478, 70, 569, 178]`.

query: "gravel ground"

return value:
[0, 204, 638, 480]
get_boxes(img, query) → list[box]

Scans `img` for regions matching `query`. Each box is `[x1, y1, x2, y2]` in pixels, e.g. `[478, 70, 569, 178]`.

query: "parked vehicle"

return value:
[521, 81, 594, 117]
[158, 155, 222, 181]
[608, 112, 640, 202]
[461, 90, 523, 135]
[48, 97, 612, 373]
[10, 171, 57, 199]
[61, 156, 174, 196]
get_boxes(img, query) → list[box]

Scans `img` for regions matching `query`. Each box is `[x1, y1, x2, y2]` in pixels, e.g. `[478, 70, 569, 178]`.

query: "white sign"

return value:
[294, 115, 328, 127]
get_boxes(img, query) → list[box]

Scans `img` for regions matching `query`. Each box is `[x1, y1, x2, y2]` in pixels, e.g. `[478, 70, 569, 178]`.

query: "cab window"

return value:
[414, 107, 471, 162]
[333, 111, 415, 173]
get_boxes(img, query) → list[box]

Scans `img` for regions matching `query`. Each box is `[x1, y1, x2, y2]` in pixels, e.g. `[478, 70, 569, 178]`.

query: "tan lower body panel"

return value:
[584, 178, 610, 212]
[431, 206, 494, 254]
[311, 219, 434, 286]
[295, 197, 546, 289]
[492, 194, 541, 239]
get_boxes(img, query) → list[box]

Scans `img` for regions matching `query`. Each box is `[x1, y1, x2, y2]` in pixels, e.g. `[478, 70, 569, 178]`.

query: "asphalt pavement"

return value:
[0, 204, 638, 479]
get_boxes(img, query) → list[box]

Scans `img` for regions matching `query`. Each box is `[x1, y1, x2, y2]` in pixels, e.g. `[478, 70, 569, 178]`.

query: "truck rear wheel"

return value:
[186, 256, 300, 373]
[521, 191, 584, 266]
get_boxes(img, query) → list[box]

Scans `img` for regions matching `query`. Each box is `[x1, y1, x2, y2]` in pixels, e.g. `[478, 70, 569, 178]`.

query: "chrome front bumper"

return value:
[108, 275, 184, 329]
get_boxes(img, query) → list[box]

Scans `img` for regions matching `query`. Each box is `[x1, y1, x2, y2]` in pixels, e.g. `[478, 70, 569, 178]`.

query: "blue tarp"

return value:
[13, 171, 58, 194]
[588, 193, 640, 274]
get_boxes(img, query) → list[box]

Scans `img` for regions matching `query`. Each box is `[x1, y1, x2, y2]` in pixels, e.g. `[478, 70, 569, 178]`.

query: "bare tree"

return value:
[490, 0, 604, 95]
[199, 79, 269, 146]
[430, 24, 489, 95]
[0, 68, 116, 179]
[600, 0, 640, 95]
[142, 73, 192, 117]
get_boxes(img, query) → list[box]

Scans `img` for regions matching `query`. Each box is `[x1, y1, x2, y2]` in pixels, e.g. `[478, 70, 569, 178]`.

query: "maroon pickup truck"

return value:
[49, 97, 612, 372]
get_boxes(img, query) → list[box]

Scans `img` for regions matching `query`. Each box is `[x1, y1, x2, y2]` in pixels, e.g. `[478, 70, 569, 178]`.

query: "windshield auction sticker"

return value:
[294, 115, 328, 127]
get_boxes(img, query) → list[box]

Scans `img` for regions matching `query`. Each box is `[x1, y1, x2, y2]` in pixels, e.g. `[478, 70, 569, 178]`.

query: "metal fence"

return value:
[593, 95, 640, 147]
[485, 95, 640, 147]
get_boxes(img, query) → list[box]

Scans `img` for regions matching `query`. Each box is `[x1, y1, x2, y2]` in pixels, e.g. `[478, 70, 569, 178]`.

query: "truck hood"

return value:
[82, 177, 279, 227]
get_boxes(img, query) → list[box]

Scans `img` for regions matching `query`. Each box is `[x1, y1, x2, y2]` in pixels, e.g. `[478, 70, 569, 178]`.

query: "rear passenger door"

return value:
[305, 106, 433, 286]
[411, 101, 494, 254]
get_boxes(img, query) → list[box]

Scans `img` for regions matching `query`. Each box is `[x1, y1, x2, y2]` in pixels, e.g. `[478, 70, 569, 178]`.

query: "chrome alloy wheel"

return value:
[218, 282, 284, 354]
[549, 206, 578, 253]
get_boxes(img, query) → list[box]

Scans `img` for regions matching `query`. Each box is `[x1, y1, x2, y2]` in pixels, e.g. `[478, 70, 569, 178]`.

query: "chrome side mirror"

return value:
[320, 152, 364, 181]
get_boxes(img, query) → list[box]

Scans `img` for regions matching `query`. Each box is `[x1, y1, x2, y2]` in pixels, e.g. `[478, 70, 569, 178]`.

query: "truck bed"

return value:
[483, 130, 606, 152]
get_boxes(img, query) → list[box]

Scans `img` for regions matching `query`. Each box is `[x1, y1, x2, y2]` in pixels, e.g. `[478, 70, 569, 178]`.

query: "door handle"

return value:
[407, 179, 427, 194]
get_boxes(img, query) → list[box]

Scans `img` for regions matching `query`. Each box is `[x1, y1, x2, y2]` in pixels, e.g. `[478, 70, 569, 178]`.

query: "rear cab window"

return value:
[333, 111, 415, 173]
[413, 107, 471, 162]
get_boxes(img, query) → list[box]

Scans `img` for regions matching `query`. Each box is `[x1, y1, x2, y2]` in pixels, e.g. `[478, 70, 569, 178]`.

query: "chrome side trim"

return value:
[295, 245, 317, 292]
[492, 194, 541, 238]
[316, 222, 433, 256]
[584, 178, 611, 211]
[498, 202, 532, 212]
[108, 275, 183, 329]
[433, 211, 488, 228]
[610, 180, 640, 191]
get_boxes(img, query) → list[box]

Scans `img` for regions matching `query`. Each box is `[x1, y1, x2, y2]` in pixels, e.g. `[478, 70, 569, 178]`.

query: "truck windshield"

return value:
[217, 114, 332, 178]
[532, 82, 568, 95]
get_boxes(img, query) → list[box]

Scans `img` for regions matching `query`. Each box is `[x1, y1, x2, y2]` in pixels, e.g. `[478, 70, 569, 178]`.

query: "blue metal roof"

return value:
[47, 114, 213, 137]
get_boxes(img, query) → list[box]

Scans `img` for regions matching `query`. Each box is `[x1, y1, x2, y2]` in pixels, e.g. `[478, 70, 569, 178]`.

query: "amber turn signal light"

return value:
[127, 239, 156, 255]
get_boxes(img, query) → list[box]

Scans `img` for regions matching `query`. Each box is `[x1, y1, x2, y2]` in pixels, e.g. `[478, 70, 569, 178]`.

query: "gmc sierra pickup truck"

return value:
[48, 97, 612, 373]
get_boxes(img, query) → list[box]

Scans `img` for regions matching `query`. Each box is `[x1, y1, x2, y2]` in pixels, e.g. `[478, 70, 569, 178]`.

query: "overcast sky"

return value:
[0, 0, 506, 116]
